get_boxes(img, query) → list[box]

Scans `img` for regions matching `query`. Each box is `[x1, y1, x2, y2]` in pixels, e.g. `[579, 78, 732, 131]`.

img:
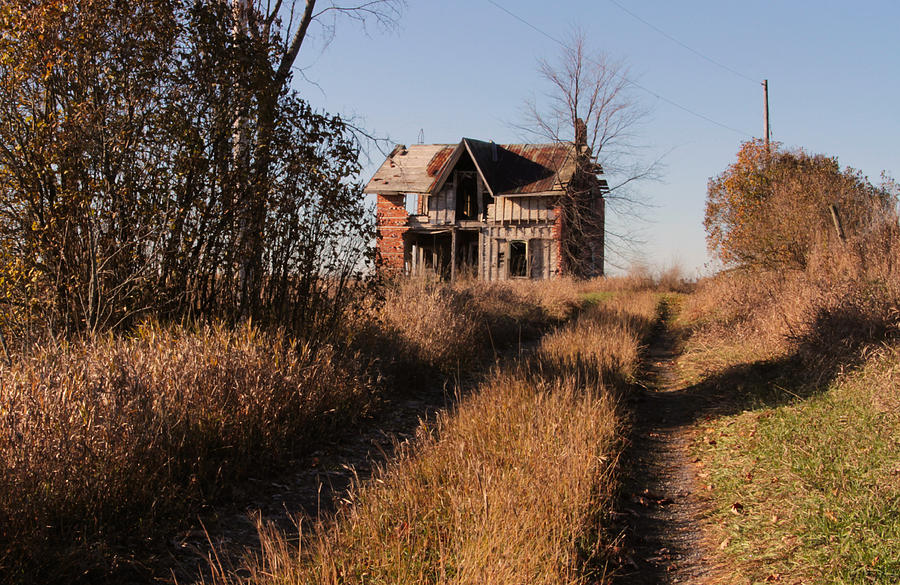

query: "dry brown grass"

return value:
[206, 290, 660, 585]
[680, 220, 900, 382]
[0, 278, 582, 581]
[677, 218, 900, 585]
[540, 291, 658, 383]
[377, 281, 485, 370]
[574, 264, 696, 296]
[0, 323, 373, 576]
[500, 277, 586, 320]
[375, 278, 581, 372]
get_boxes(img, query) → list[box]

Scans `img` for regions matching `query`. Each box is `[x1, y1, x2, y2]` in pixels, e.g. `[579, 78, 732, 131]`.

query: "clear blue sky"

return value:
[290, 0, 900, 276]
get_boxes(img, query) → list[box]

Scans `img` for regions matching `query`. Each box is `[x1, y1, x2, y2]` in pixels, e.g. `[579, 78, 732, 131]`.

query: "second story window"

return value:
[455, 171, 477, 220]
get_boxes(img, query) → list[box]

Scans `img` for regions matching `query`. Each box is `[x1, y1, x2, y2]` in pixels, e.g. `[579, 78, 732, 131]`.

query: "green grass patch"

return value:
[696, 351, 900, 584]
[580, 291, 616, 305]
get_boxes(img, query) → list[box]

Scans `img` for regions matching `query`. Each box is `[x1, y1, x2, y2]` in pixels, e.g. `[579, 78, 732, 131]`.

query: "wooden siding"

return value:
[425, 173, 454, 225]
[488, 196, 555, 223]
[480, 225, 557, 281]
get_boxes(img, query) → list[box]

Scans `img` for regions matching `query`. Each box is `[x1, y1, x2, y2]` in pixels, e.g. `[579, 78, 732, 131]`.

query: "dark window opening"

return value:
[509, 240, 527, 278]
[456, 171, 477, 220]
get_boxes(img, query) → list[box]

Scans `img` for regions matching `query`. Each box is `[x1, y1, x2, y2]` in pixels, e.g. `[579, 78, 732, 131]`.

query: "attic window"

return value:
[509, 241, 527, 278]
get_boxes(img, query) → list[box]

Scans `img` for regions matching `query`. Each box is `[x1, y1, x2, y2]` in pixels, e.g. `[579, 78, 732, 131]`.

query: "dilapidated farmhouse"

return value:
[364, 130, 607, 281]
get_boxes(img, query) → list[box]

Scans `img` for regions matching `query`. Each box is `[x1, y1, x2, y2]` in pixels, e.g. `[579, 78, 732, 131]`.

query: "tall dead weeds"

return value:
[206, 289, 659, 585]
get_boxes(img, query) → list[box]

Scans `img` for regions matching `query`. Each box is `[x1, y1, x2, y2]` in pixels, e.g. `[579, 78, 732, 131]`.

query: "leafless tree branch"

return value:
[522, 29, 661, 269]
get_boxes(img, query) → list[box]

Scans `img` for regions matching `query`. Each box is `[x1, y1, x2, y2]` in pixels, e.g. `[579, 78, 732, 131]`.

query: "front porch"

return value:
[404, 228, 479, 281]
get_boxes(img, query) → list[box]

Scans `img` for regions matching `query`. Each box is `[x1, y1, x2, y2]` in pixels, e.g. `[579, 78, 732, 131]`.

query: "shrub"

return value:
[705, 140, 895, 270]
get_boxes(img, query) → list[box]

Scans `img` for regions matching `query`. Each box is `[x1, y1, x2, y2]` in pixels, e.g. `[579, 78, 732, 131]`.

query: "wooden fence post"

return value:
[829, 204, 846, 242]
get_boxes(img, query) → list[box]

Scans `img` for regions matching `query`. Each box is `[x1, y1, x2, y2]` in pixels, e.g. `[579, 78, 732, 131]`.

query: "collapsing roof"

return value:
[363, 138, 579, 197]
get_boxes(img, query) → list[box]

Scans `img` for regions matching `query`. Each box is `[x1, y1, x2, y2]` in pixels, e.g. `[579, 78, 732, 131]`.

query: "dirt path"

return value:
[612, 298, 715, 584]
[144, 303, 716, 584]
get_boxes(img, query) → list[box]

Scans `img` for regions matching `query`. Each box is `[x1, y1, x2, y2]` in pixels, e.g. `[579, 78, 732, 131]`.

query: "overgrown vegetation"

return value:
[704, 139, 895, 270]
[205, 289, 659, 585]
[696, 351, 900, 584]
[681, 266, 900, 584]
[673, 142, 900, 584]
[0, 0, 402, 346]
[0, 279, 579, 582]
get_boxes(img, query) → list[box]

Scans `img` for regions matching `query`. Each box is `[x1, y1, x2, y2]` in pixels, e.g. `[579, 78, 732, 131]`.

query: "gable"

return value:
[465, 140, 575, 196]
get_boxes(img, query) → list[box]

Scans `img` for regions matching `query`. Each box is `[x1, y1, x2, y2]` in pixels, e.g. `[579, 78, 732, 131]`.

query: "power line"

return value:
[485, 0, 754, 138]
[606, 0, 759, 85]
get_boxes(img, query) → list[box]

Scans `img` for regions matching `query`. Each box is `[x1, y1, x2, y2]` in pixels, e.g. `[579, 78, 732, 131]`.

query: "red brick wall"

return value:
[552, 202, 565, 276]
[551, 194, 604, 278]
[376, 194, 409, 273]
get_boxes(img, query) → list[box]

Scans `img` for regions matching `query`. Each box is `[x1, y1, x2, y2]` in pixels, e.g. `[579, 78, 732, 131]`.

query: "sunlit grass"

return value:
[696, 353, 900, 584]
[0, 279, 579, 581]
[205, 291, 660, 585]
[681, 257, 900, 585]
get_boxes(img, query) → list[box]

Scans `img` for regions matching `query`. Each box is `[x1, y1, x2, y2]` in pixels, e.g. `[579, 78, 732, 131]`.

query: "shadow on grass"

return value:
[150, 311, 574, 585]
[608, 296, 896, 585]
[691, 301, 897, 421]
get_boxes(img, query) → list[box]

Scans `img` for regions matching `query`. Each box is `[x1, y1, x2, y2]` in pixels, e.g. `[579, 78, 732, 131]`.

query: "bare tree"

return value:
[226, 0, 403, 316]
[523, 30, 657, 273]
[0, 0, 400, 340]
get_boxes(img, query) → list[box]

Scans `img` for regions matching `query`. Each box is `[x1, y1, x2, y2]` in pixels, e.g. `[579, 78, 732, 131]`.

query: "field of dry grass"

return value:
[204, 289, 659, 585]
[0, 278, 586, 582]
[0, 323, 376, 578]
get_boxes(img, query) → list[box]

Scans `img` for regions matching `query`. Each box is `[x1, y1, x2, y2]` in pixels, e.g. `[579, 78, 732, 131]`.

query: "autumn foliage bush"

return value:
[688, 147, 900, 585]
[705, 139, 894, 270]
[690, 140, 900, 371]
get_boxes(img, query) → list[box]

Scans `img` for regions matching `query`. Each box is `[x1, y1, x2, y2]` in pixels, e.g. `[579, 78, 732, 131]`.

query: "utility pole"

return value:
[763, 79, 770, 152]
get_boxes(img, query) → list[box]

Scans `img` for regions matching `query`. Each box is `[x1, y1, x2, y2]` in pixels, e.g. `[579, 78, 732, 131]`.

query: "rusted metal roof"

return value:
[363, 139, 580, 196]
[464, 139, 575, 196]
[425, 146, 455, 178]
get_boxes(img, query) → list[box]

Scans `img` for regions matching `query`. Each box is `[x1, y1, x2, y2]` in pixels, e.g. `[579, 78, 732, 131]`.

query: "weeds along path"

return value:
[163, 381, 451, 583]
[192, 292, 658, 585]
[613, 297, 714, 584]
[160, 335, 544, 584]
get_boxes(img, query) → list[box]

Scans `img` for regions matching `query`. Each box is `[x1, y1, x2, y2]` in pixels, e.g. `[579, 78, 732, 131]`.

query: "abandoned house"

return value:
[364, 133, 607, 281]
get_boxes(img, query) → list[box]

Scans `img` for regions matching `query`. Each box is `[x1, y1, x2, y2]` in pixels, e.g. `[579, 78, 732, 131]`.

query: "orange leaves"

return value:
[705, 139, 894, 270]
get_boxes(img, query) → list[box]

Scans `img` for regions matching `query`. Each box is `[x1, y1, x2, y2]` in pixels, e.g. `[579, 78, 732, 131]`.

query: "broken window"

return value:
[509, 240, 527, 278]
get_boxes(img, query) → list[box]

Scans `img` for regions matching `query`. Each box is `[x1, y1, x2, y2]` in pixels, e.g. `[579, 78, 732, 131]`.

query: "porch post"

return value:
[450, 227, 457, 282]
